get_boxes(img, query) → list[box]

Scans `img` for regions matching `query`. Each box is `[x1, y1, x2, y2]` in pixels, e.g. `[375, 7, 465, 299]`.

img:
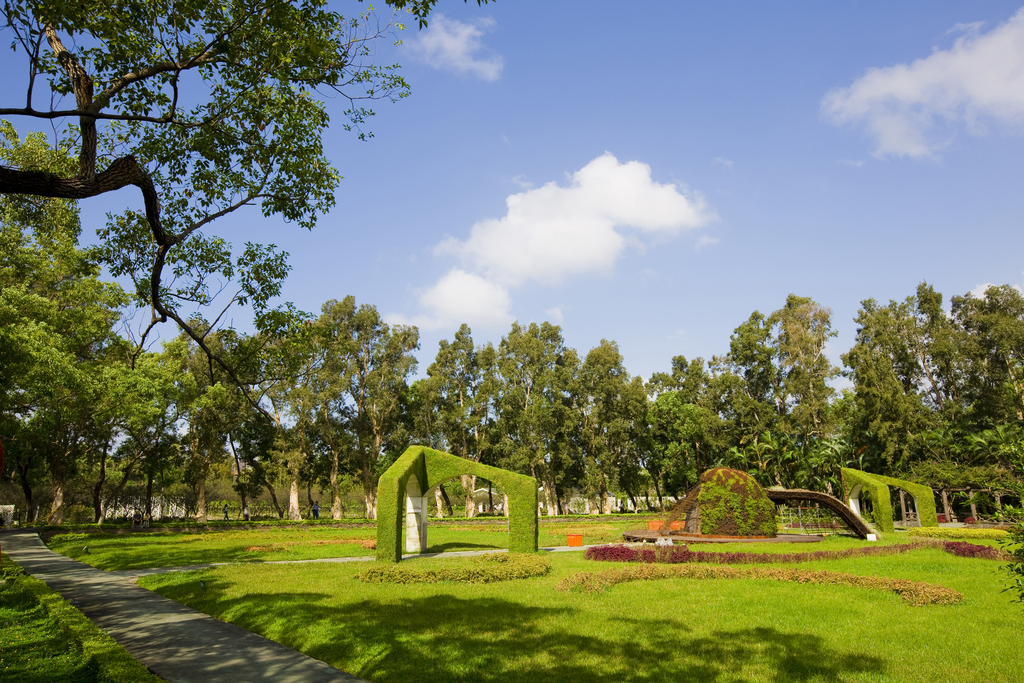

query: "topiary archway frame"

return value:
[841, 468, 938, 534]
[376, 445, 539, 562]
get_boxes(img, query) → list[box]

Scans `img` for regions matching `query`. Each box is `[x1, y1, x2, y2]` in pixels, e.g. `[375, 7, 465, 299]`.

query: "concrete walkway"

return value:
[1, 531, 366, 683]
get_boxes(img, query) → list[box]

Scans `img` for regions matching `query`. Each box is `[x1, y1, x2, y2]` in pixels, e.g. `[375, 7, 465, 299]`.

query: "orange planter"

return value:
[566, 534, 583, 547]
[648, 520, 664, 531]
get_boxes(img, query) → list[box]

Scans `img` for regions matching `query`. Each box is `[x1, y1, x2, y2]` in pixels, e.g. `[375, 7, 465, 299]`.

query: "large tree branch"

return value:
[44, 26, 96, 180]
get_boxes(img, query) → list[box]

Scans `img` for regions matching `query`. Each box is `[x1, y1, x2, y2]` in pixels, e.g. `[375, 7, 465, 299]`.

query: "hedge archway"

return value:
[841, 468, 938, 534]
[376, 446, 538, 563]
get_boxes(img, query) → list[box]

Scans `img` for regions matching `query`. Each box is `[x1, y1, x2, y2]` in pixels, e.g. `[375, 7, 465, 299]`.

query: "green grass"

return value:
[45, 517, 653, 570]
[0, 556, 162, 683]
[137, 536, 1024, 683]
[46, 527, 379, 570]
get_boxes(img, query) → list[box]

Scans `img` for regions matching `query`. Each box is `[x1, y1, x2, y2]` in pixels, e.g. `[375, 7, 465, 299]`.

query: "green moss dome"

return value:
[696, 468, 777, 537]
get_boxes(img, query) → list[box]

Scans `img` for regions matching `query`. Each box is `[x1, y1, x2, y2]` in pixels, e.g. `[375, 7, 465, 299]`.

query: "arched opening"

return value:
[377, 446, 538, 562]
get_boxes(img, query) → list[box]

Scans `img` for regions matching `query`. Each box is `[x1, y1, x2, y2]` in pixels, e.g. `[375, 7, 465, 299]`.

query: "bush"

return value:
[356, 552, 550, 584]
[936, 514, 947, 523]
[555, 563, 962, 606]
[965, 517, 977, 525]
[1003, 524, 1024, 603]
[908, 527, 1009, 540]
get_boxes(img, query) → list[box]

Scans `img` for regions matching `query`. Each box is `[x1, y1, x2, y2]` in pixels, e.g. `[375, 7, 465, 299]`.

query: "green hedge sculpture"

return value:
[842, 468, 938, 534]
[376, 446, 539, 562]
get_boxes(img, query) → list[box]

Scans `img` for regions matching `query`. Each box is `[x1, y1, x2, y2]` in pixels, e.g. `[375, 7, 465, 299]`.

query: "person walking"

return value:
[223, 504, 229, 521]
[243, 503, 250, 522]
[311, 501, 320, 520]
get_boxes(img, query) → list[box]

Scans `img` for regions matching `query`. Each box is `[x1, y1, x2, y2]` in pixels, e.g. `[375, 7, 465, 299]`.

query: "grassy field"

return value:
[0, 556, 162, 683]
[133, 534, 1023, 683]
[45, 516, 652, 570]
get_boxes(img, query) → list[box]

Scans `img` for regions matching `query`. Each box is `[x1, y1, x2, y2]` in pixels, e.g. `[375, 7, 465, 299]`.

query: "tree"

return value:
[1, 122, 128, 523]
[317, 296, 418, 518]
[425, 324, 499, 516]
[0, 0, 479, 394]
[495, 322, 575, 516]
[570, 340, 646, 513]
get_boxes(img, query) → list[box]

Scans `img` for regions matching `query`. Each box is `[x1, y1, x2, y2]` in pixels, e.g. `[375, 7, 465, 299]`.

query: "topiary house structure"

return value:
[661, 468, 778, 538]
[842, 468, 938, 534]
[376, 445, 538, 563]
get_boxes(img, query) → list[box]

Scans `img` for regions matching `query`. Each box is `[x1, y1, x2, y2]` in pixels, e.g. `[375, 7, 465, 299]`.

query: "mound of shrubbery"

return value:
[357, 552, 550, 584]
[696, 468, 777, 537]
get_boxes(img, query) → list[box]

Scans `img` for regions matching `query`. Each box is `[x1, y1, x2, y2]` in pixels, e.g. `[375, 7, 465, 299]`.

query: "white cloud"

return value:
[389, 268, 513, 331]
[406, 15, 504, 81]
[822, 9, 1024, 157]
[436, 152, 713, 286]
[970, 281, 1023, 298]
[545, 306, 564, 324]
[696, 235, 719, 249]
[712, 157, 734, 169]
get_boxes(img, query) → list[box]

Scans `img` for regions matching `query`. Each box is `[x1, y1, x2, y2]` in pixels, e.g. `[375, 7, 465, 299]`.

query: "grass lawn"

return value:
[136, 535, 1024, 683]
[0, 556, 162, 683]
[46, 516, 651, 570]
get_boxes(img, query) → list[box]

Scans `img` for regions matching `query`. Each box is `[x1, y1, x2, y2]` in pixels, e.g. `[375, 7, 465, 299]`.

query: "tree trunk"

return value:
[364, 489, 377, 520]
[439, 484, 454, 516]
[17, 459, 35, 521]
[329, 448, 341, 519]
[542, 484, 556, 517]
[145, 471, 154, 518]
[49, 478, 65, 525]
[435, 487, 445, 518]
[288, 477, 301, 520]
[93, 448, 108, 523]
[503, 492, 510, 518]
[195, 477, 206, 522]
[264, 480, 283, 519]
[462, 474, 477, 517]
[487, 482, 493, 514]
[600, 478, 612, 515]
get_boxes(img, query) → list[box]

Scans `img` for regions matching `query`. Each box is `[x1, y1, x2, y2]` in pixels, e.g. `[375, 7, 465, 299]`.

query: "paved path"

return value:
[1, 531, 366, 683]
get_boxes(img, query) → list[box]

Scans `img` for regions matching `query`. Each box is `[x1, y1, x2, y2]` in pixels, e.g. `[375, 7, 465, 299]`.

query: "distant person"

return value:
[143, 512, 151, 528]
[223, 504, 229, 521]
[132, 510, 142, 529]
[312, 501, 320, 520]
[243, 504, 250, 522]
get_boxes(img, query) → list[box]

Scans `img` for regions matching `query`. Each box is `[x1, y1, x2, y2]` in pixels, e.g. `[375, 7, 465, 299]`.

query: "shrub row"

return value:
[586, 543, 921, 565]
[357, 552, 551, 584]
[586, 540, 1010, 564]
[555, 563, 962, 605]
[908, 527, 1009, 540]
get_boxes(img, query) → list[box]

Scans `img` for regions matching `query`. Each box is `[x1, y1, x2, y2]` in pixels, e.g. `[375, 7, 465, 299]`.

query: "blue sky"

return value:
[16, 1, 1024, 381]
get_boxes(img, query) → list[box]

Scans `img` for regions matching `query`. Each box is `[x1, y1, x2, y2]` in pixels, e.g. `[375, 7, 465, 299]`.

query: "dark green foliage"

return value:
[696, 467, 777, 537]
[356, 553, 550, 584]
[842, 468, 937, 533]
[1004, 523, 1024, 602]
[0, 556, 161, 682]
[376, 445, 538, 562]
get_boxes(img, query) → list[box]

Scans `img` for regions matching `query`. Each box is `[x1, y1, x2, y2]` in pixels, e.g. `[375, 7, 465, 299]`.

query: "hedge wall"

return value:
[842, 468, 937, 534]
[376, 446, 538, 562]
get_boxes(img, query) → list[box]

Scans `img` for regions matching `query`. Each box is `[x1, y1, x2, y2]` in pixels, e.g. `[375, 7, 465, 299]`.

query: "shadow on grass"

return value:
[422, 542, 504, 553]
[169, 585, 886, 683]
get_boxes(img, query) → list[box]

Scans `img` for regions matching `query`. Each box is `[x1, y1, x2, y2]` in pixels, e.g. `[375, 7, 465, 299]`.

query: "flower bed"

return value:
[585, 541, 1010, 564]
[555, 563, 963, 605]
